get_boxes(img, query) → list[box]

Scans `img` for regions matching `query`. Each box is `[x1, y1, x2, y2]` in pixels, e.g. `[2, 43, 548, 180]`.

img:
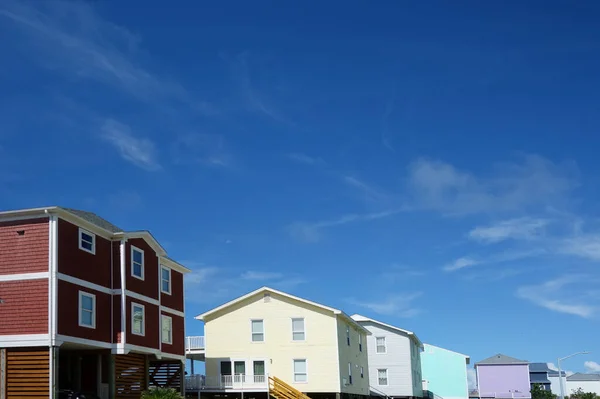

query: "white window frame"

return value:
[376, 336, 387, 354]
[161, 266, 171, 295]
[251, 319, 264, 342]
[378, 368, 388, 386]
[161, 314, 173, 344]
[293, 359, 308, 383]
[78, 291, 96, 329]
[291, 317, 305, 341]
[131, 245, 145, 280]
[348, 362, 353, 385]
[78, 228, 96, 255]
[131, 302, 145, 336]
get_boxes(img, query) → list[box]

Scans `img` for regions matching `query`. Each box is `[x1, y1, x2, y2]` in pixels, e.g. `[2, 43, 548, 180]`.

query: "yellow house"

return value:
[195, 286, 371, 399]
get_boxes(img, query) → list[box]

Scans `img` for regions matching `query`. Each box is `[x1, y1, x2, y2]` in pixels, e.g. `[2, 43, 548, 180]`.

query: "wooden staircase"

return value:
[269, 376, 311, 399]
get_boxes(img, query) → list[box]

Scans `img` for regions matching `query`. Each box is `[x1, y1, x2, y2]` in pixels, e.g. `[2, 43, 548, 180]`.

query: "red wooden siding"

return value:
[0, 218, 48, 275]
[160, 269, 184, 311]
[57, 218, 112, 288]
[57, 279, 112, 342]
[113, 295, 122, 343]
[112, 241, 121, 289]
[0, 279, 48, 334]
[160, 312, 185, 356]
[126, 296, 159, 350]
[125, 238, 159, 300]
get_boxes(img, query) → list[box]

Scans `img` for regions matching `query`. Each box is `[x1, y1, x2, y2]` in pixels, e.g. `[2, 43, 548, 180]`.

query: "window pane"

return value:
[133, 264, 142, 277]
[294, 373, 307, 383]
[251, 320, 263, 333]
[234, 361, 245, 374]
[162, 280, 170, 292]
[376, 337, 385, 345]
[253, 361, 265, 376]
[81, 295, 93, 311]
[252, 333, 264, 342]
[133, 250, 142, 263]
[162, 268, 170, 280]
[82, 232, 93, 242]
[293, 332, 305, 341]
[81, 310, 92, 326]
[292, 318, 304, 331]
[133, 306, 143, 333]
[81, 241, 93, 251]
[293, 360, 306, 373]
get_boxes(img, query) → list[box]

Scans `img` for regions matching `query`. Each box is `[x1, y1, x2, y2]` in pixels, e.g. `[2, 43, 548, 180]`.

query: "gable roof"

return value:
[567, 373, 600, 381]
[63, 208, 123, 233]
[475, 354, 528, 365]
[529, 363, 553, 372]
[351, 314, 423, 348]
[196, 286, 371, 335]
[423, 343, 470, 364]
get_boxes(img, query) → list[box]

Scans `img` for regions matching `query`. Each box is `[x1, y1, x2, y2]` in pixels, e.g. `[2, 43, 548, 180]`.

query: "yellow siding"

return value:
[204, 291, 342, 393]
[335, 317, 370, 396]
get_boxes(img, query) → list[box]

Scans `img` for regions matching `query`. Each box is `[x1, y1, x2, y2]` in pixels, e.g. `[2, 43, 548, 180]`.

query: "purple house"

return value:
[475, 354, 531, 399]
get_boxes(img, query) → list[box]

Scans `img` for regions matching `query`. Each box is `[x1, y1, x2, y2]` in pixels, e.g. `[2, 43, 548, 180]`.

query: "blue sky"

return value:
[2, 0, 600, 378]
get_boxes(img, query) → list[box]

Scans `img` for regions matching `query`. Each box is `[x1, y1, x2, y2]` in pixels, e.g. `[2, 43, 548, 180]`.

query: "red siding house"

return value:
[0, 207, 190, 399]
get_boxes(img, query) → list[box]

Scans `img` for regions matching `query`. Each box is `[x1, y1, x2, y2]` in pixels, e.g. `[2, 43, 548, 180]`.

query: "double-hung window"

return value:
[378, 369, 388, 386]
[293, 359, 307, 383]
[359, 334, 362, 352]
[292, 318, 305, 341]
[78, 291, 96, 328]
[376, 336, 386, 353]
[348, 362, 353, 384]
[251, 320, 264, 342]
[161, 315, 172, 344]
[346, 325, 350, 346]
[161, 266, 171, 294]
[132, 303, 145, 336]
[131, 246, 144, 280]
[78, 228, 95, 254]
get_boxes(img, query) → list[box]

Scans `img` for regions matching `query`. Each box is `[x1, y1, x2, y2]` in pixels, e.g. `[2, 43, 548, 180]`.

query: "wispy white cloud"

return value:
[516, 276, 597, 318]
[443, 249, 547, 272]
[348, 292, 422, 317]
[241, 271, 284, 281]
[101, 119, 160, 171]
[408, 155, 577, 215]
[342, 175, 390, 204]
[560, 235, 600, 261]
[0, 0, 185, 102]
[286, 153, 326, 166]
[288, 209, 405, 243]
[584, 361, 600, 372]
[469, 217, 550, 244]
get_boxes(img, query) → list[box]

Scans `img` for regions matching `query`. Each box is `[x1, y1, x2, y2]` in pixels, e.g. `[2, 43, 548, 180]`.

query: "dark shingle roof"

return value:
[548, 370, 567, 377]
[62, 208, 123, 233]
[530, 363, 553, 372]
[476, 354, 528, 365]
[567, 373, 600, 381]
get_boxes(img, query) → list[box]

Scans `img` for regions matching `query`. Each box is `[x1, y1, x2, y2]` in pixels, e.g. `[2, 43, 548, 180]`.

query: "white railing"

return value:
[186, 374, 268, 390]
[185, 336, 205, 351]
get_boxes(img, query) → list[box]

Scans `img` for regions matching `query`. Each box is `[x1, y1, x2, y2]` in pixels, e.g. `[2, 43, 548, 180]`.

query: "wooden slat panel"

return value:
[6, 348, 49, 399]
[115, 353, 147, 399]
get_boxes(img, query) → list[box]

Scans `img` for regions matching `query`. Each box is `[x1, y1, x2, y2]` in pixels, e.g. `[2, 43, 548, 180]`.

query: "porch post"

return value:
[0, 348, 6, 399]
[144, 355, 150, 391]
[191, 359, 195, 375]
[181, 360, 185, 396]
[50, 346, 59, 399]
[108, 355, 116, 399]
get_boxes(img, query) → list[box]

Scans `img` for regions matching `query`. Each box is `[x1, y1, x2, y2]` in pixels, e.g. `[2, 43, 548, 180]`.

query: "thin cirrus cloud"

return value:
[468, 217, 551, 244]
[516, 276, 597, 318]
[347, 293, 422, 317]
[442, 249, 548, 272]
[101, 119, 160, 171]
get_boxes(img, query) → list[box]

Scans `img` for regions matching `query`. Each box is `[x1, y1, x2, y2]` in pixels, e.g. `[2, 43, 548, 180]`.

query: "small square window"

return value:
[132, 303, 145, 336]
[161, 267, 171, 294]
[131, 246, 144, 280]
[161, 315, 172, 344]
[251, 320, 264, 342]
[79, 291, 96, 328]
[78, 228, 96, 255]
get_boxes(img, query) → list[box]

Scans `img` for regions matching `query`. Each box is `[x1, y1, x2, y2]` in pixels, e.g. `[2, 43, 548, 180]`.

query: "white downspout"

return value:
[119, 239, 127, 352]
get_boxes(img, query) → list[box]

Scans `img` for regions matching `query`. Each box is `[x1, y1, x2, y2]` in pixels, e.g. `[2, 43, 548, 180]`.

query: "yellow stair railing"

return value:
[268, 376, 311, 399]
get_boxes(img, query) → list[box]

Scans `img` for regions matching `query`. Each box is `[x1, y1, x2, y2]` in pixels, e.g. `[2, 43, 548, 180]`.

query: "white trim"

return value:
[78, 227, 96, 255]
[160, 306, 184, 318]
[78, 291, 96, 329]
[126, 290, 159, 305]
[0, 211, 50, 222]
[161, 314, 173, 344]
[130, 245, 145, 280]
[293, 358, 308, 383]
[124, 343, 162, 358]
[131, 302, 145, 336]
[0, 272, 49, 281]
[352, 313, 423, 347]
[161, 266, 172, 295]
[0, 334, 50, 348]
[291, 317, 305, 342]
[57, 273, 112, 294]
[56, 334, 112, 349]
[250, 319, 265, 342]
[49, 213, 58, 348]
[160, 257, 191, 274]
[118, 231, 166, 257]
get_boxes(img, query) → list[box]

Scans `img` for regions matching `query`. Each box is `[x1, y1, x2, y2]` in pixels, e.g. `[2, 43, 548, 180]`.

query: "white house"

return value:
[195, 287, 372, 399]
[566, 373, 600, 396]
[351, 314, 424, 399]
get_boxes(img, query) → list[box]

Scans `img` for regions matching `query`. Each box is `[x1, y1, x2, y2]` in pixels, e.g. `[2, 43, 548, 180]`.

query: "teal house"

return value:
[421, 344, 470, 399]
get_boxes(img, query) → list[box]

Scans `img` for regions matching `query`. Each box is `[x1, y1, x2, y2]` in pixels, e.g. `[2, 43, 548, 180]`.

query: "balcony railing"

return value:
[185, 336, 205, 351]
[185, 374, 268, 390]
